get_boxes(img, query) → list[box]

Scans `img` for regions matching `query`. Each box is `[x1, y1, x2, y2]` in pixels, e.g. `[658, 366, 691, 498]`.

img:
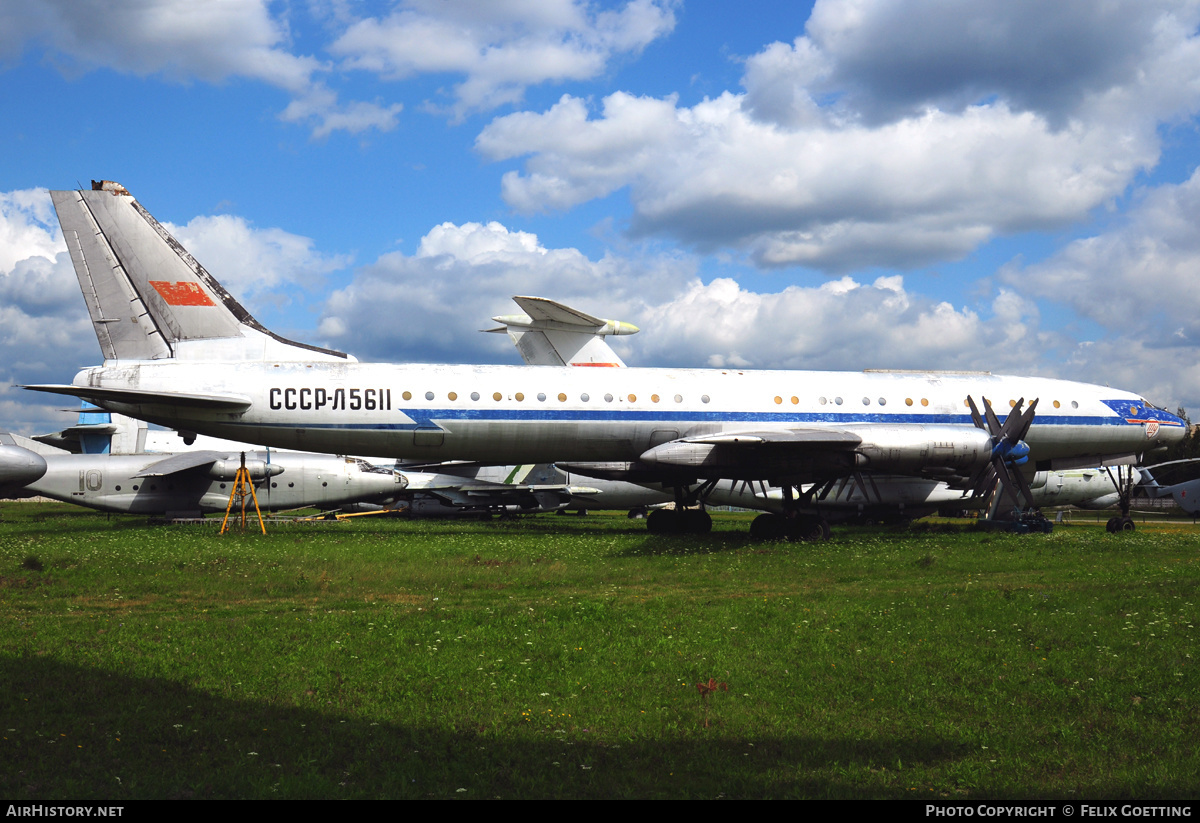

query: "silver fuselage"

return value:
[68, 361, 1185, 479]
[21, 451, 403, 516]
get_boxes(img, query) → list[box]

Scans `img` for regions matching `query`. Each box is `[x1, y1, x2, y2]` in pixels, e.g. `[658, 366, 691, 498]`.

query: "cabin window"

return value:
[834, 397, 843, 405]
[701, 395, 710, 404]
[905, 398, 913, 406]
[425, 391, 434, 401]
[862, 397, 870, 405]
[791, 396, 799, 405]
[538, 393, 547, 401]
[581, 393, 590, 402]
[402, 391, 412, 401]
[1053, 400, 1061, 408]
[774, 396, 783, 405]
[921, 398, 929, 407]
[514, 392, 524, 401]
[628, 394, 637, 402]
[605, 393, 614, 402]
[675, 394, 683, 403]
[651, 394, 660, 403]
[448, 391, 457, 401]
[493, 392, 502, 401]
[471, 392, 480, 401]
[558, 393, 567, 402]
[819, 396, 827, 405]
[878, 398, 886, 406]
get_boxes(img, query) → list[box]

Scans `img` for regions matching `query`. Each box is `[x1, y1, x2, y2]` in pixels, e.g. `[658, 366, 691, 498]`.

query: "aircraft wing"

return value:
[638, 428, 864, 481]
[22, 384, 252, 413]
[673, 430, 864, 447]
[132, 450, 228, 477]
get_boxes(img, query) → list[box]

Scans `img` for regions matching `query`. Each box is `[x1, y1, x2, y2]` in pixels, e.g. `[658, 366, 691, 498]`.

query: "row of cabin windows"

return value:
[794, 397, 1083, 409]
[397, 391, 1089, 411]
[401, 390, 712, 404]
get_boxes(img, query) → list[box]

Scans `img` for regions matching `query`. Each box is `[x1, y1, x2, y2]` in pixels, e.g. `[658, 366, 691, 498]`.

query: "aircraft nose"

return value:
[0, 445, 48, 489]
[363, 469, 408, 500]
[1160, 409, 1190, 443]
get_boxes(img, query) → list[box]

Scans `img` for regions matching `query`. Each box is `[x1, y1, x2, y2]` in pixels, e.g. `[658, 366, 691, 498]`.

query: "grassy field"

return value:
[0, 503, 1196, 799]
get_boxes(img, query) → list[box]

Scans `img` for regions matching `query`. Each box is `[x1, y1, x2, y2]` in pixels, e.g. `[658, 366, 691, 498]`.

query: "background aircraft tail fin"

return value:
[485, 295, 636, 367]
[50, 181, 350, 362]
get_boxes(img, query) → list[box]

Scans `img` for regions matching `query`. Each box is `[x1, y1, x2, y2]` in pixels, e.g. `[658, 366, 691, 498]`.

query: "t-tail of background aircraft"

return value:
[484, 295, 637, 367]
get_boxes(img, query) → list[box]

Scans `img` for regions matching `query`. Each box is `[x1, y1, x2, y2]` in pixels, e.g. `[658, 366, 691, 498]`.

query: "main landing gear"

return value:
[646, 507, 713, 535]
[749, 512, 830, 541]
[1103, 465, 1140, 534]
[645, 479, 717, 535]
[749, 482, 831, 542]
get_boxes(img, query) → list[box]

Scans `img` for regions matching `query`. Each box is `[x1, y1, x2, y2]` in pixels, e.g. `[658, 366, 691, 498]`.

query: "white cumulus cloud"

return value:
[330, 0, 677, 119]
[477, 0, 1200, 272]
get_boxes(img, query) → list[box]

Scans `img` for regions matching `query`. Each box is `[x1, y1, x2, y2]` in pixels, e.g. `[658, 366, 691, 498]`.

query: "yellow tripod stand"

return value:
[220, 452, 267, 535]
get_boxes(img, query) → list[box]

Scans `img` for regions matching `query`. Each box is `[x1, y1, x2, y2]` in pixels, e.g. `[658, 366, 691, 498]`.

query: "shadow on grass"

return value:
[4, 655, 982, 800]
[616, 533, 764, 558]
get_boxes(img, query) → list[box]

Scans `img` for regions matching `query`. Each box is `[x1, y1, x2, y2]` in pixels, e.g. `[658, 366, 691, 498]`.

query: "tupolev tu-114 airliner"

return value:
[23, 181, 1187, 539]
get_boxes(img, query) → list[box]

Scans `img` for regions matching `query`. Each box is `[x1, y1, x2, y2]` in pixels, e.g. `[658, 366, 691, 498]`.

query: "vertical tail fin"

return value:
[50, 181, 350, 362]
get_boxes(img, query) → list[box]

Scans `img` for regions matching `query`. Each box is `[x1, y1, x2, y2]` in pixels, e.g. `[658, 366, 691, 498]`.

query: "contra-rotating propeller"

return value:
[966, 396, 1039, 518]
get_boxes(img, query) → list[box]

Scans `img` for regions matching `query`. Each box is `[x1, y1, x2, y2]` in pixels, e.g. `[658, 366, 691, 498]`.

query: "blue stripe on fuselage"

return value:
[234, 406, 1150, 431]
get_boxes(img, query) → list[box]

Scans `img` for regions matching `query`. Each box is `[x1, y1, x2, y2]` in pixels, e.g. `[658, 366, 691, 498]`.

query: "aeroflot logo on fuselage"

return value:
[269, 387, 392, 411]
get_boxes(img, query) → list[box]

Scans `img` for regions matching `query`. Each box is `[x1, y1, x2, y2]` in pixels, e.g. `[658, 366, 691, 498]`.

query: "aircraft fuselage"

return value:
[67, 361, 1184, 481]
[22, 450, 403, 516]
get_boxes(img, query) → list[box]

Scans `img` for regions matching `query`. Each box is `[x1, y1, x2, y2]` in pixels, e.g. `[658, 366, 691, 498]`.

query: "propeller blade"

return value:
[971, 396, 1041, 519]
[967, 396, 986, 431]
[982, 397, 1004, 438]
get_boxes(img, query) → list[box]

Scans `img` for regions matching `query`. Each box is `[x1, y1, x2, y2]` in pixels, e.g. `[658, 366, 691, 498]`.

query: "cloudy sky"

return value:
[3, 0, 1200, 436]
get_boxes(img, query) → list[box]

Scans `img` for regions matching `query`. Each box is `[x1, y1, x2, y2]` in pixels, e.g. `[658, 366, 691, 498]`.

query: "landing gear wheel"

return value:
[647, 508, 712, 535]
[682, 509, 712, 534]
[1107, 515, 1136, 533]
[647, 508, 675, 534]
[750, 513, 786, 540]
[788, 514, 830, 542]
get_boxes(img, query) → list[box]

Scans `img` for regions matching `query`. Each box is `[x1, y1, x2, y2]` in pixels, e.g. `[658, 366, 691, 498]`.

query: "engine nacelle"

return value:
[0, 443, 48, 491]
[207, 459, 285, 481]
[844, 425, 992, 474]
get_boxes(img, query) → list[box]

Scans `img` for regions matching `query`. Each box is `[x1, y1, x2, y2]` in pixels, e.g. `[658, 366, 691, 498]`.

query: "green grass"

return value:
[0, 503, 1196, 799]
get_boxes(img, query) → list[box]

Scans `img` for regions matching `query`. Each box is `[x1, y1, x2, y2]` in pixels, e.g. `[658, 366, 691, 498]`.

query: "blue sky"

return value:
[3, 0, 1200, 436]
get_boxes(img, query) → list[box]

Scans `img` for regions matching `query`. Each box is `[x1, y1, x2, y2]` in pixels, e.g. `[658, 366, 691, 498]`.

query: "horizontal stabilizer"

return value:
[22, 384, 252, 413]
[488, 295, 636, 367]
